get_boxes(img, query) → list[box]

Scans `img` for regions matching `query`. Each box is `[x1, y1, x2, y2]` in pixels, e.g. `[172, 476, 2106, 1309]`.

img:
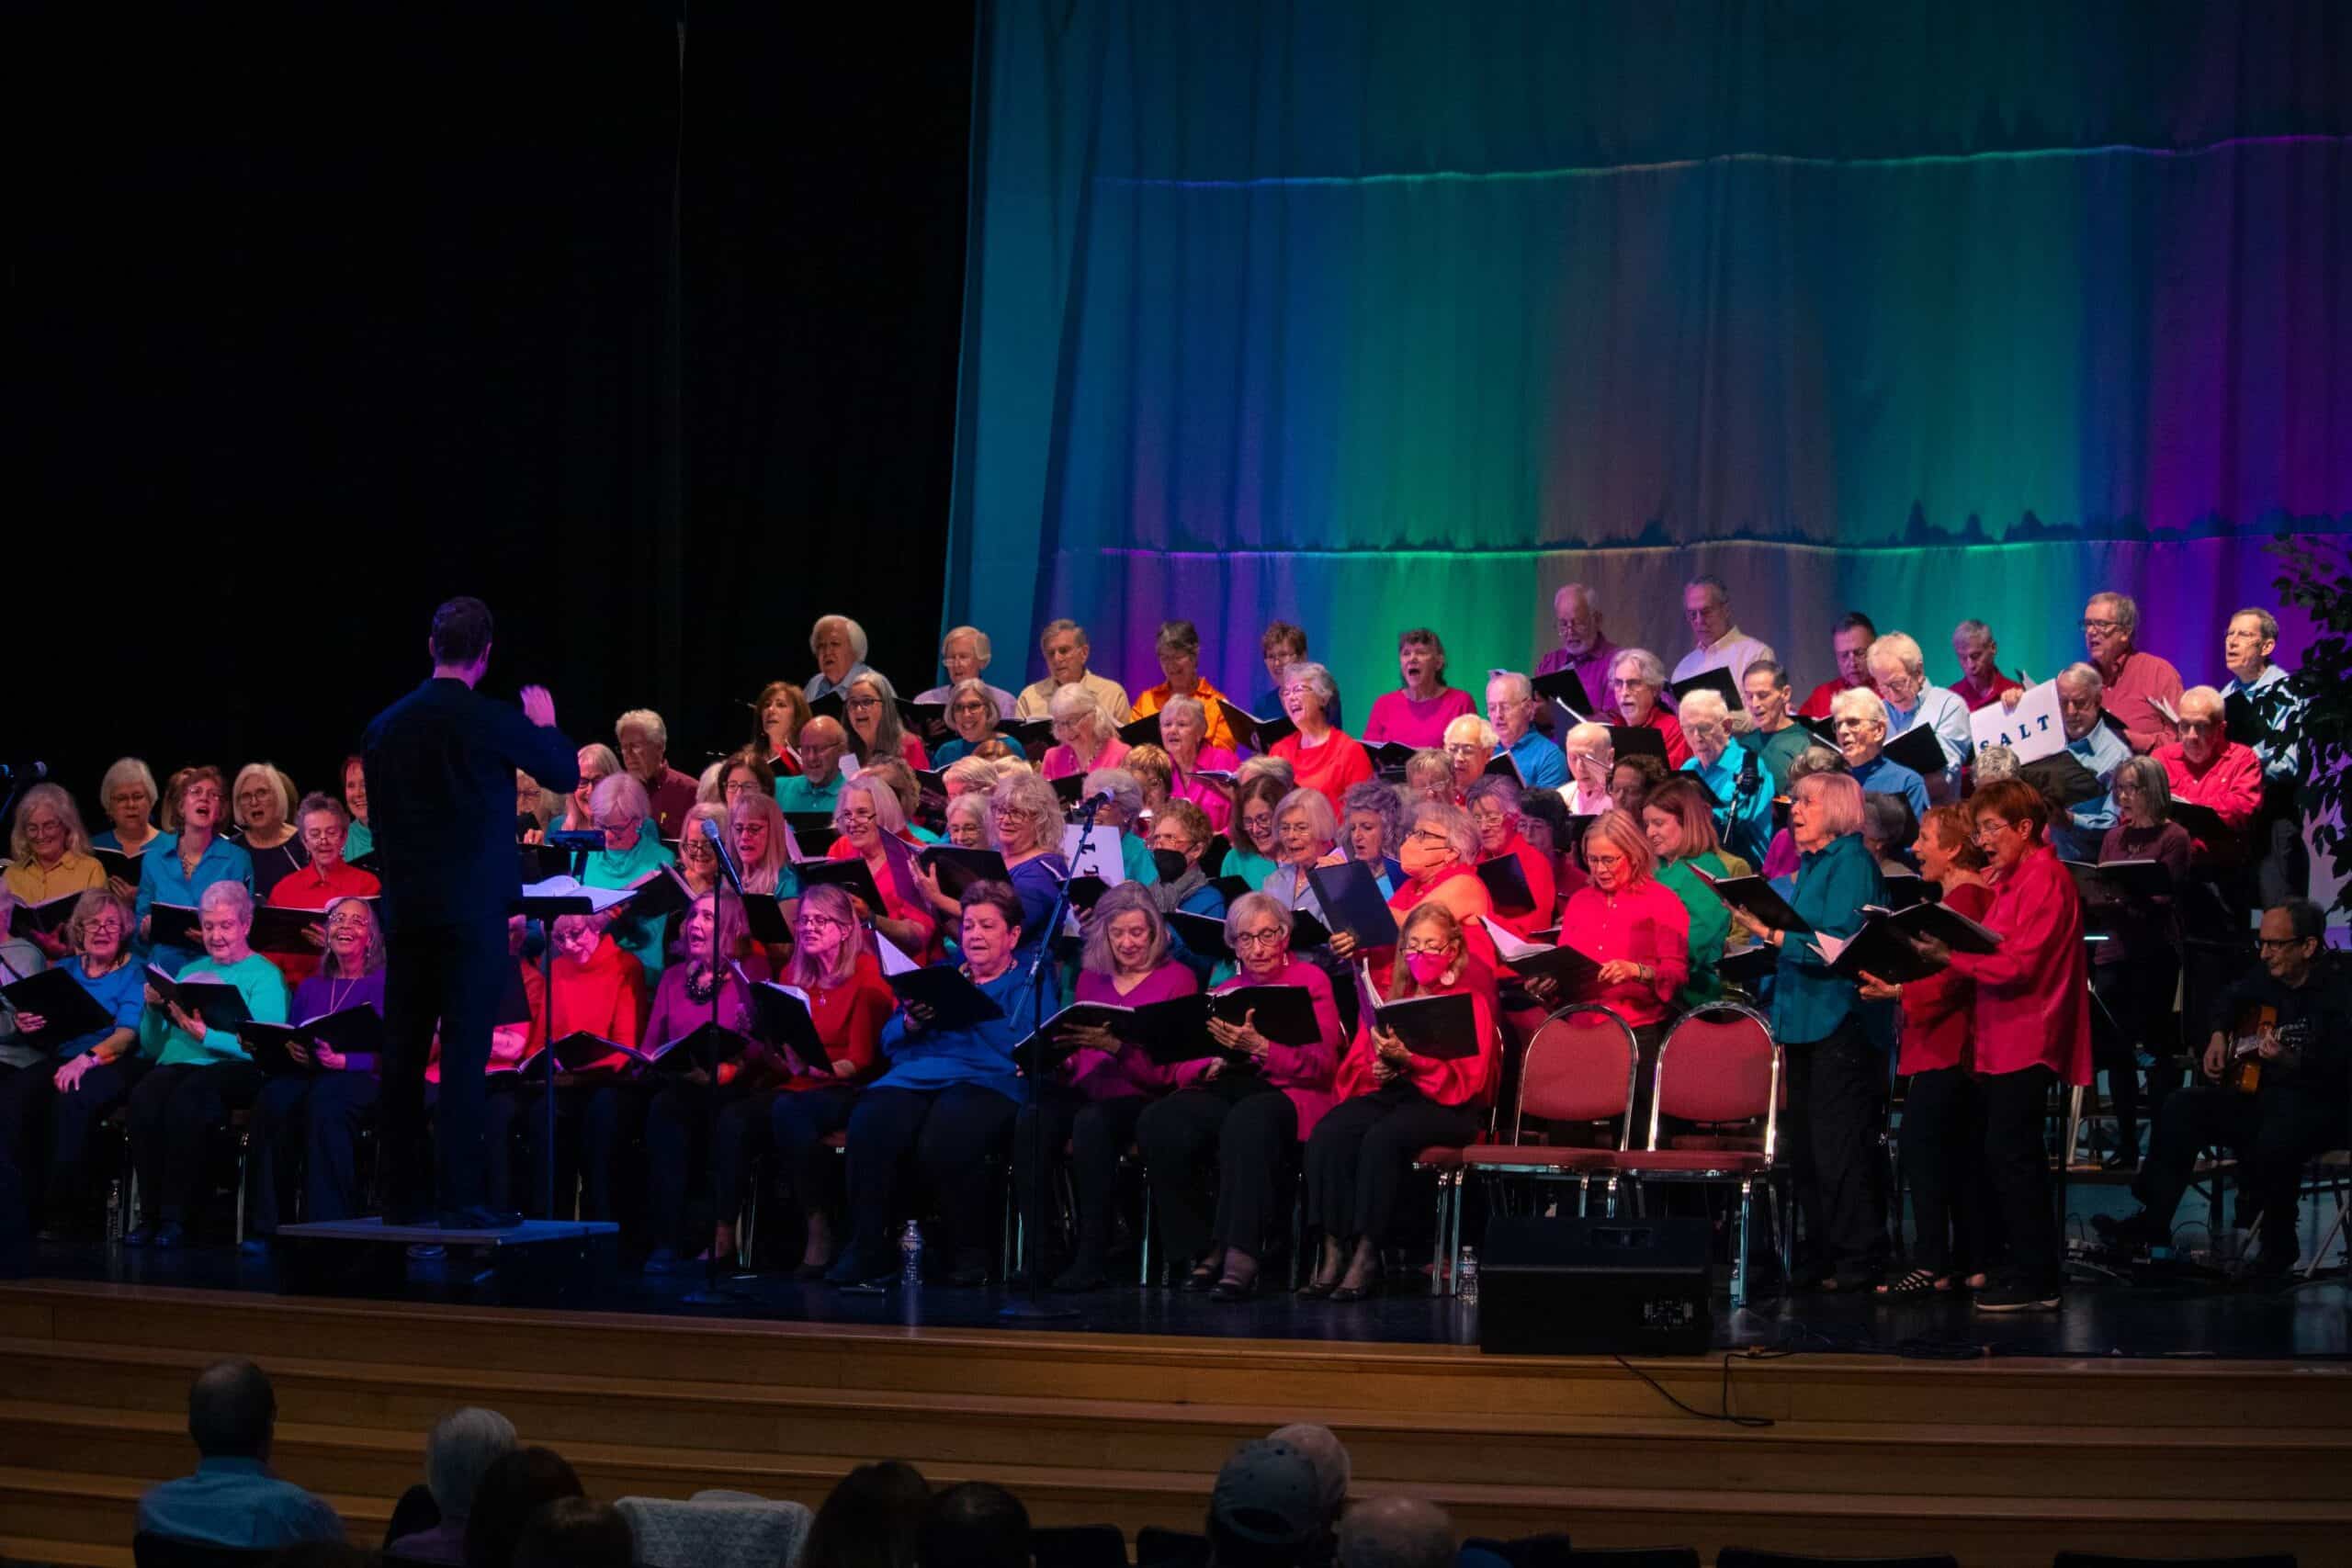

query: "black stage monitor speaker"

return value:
[1477, 1214, 1712, 1356]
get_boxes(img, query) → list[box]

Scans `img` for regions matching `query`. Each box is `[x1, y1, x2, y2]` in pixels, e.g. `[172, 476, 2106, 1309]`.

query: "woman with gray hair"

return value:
[1260, 787, 1341, 923]
[842, 669, 930, 770]
[582, 773, 678, 980]
[806, 614, 873, 703]
[387, 1407, 520, 1564]
[932, 678, 1008, 765]
[93, 757, 164, 862]
[1134, 891, 1342, 1300]
[1016, 882, 1201, 1290]
[1329, 800, 1498, 992]
[988, 770, 1071, 951]
[123, 879, 289, 1247]
[1340, 780, 1406, 897]
[243, 896, 390, 1249]
[1073, 768, 1159, 889]
[1604, 648, 1690, 768]
[1041, 683, 1129, 782]
[1269, 661, 1374, 813]
[1161, 693, 1242, 835]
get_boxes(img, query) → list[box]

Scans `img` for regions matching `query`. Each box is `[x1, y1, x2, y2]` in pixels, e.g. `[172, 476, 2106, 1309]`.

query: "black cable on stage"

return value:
[1611, 1352, 1778, 1428]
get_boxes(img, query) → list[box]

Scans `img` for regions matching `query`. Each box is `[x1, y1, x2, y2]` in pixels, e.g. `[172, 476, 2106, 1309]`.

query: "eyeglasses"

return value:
[1232, 928, 1285, 950]
[2256, 936, 2312, 952]
[952, 701, 989, 715]
[2080, 618, 2123, 633]
[839, 808, 879, 827]
[82, 919, 126, 937]
[1971, 819, 2018, 841]
[798, 914, 844, 933]
[1442, 743, 1483, 758]
[1406, 828, 1451, 847]
[990, 805, 1035, 822]
[1401, 941, 1454, 958]
[1467, 808, 1508, 827]
[845, 696, 882, 711]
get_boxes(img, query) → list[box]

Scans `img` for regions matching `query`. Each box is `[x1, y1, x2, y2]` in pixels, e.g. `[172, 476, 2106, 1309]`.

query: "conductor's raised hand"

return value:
[521, 685, 559, 728]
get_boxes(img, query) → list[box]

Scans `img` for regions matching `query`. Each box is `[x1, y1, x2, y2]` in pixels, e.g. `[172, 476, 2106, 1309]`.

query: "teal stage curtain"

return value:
[944, 1, 2351, 711]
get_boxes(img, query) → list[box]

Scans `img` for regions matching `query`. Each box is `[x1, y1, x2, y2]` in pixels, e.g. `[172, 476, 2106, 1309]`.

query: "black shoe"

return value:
[2100, 1150, 2139, 1173]
[438, 1206, 524, 1231]
[793, 1261, 831, 1282]
[1208, 1274, 1260, 1303]
[1975, 1280, 2062, 1313]
[1181, 1264, 1220, 1293]
[1295, 1278, 1338, 1300]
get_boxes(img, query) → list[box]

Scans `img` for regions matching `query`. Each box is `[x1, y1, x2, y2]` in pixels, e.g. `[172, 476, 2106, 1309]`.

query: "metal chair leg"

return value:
[1732, 1177, 1753, 1309]
[1429, 1172, 1449, 1297]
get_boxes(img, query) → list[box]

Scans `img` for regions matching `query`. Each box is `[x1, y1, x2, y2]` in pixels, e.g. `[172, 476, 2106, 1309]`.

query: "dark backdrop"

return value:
[15, 2, 974, 823]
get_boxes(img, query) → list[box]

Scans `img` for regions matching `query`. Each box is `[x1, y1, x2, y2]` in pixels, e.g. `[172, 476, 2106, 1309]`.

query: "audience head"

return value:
[423, 1406, 518, 1522]
[1740, 658, 1792, 731]
[790, 885, 863, 986]
[1951, 619, 2001, 689]
[514, 1497, 633, 1568]
[1828, 686, 1889, 767]
[1606, 649, 1668, 726]
[1830, 612, 1879, 689]
[1260, 621, 1310, 693]
[799, 716, 852, 784]
[804, 1460, 933, 1568]
[11, 783, 90, 868]
[1463, 775, 1521, 857]
[1226, 892, 1295, 978]
[756, 681, 813, 755]
[2258, 899, 2326, 987]
[1606, 754, 1669, 818]
[2051, 662, 2107, 742]
[196, 880, 255, 964]
[1917, 803, 1988, 883]
[1484, 671, 1538, 745]
[1265, 1423, 1351, 1529]
[1401, 749, 1452, 802]
[2083, 592, 2138, 664]
[1551, 583, 1604, 658]
[1678, 690, 1734, 765]
[1337, 1498, 1454, 1568]
[919, 1482, 1031, 1568]
[1790, 771, 1863, 852]
[1341, 780, 1402, 864]
[67, 886, 134, 966]
[941, 626, 995, 684]
[1272, 786, 1340, 866]
[1208, 1438, 1328, 1568]
[429, 595, 495, 676]
[2224, 606, 2279, 682]
[1396, 628, 1446, 694]
[989, 770, 1062, 857]
[1969, 777, 2051, 872]
[959, 881, 1025, 974]
[1681, 574, 1734, 649]
[590, 773, 651, 853]
[1640, 775, 1719, 863]
[233, 761, 298, 838]
[2175, 685, 2227, 763]
[615, 708, 672, 783]
[812, 615, 870, 684]
[100, 757, 160, 842]
[1398, 800, 1476, 881]
[948, 679, 1004, 746]
[1441, 715, 1498, 793]
[1039, 617, 1093, 687]
[187, 1359, 276, 1461]
[464, 1446, 585, 1568]
[1865, 633, 1928, 708]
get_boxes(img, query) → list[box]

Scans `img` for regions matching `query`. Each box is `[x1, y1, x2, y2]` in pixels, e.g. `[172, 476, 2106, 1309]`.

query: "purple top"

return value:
[2093, 819, 2193, 967]
[1071, 963, 1201, 1100]
[289, 968, 388, 1074]
[645, 961, 763, 1051]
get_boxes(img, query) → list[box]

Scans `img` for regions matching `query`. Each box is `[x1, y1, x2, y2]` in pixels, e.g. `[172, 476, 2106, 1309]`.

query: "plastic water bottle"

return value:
[899, 1220, 924, 1287]
[1455, 1247, 1480, 1305]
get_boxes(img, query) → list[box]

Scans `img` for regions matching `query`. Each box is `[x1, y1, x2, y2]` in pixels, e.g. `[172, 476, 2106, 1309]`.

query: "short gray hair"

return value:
[1684, 573, 1730, 603]
[614, 708, 668, 748]
[1609, 648, 1668, 692]
[1973, 744, 2019, 783]
[1953, 618, 1993, 644]
[942, 625, 992, 664]
[1048, 682, 1111, 733]
[590, 772, 650, 824]
[1084, 767, 1143, 820]
[2086, 592, 2139, 635]
[1038, 616, 1088, 650]
[1160, 694, 1206, 735]
[1224, 890, 1295, 948]
[1403, 799, 1478, 863]
[424, 1406, 518, 1519]
[1274, 785, 1339, 844]
[949, 678, 1002, 725]
[1340, 781, 1403, 847]
[197, 880, 254, 922]
[811, 615, 869, 660]
[2178, 684, 2226, 723]
[1830, 686, 1889, 729]
[101, 756, 159, 808]
[2056, 660, 2106, 697]
[2230, 606, 2279, 642]
[1442, 714, 1498, 751]
[1282, 661, 1338, 707]
[1484, 670, 1532, 705]
[1866, 633, 1926, 679]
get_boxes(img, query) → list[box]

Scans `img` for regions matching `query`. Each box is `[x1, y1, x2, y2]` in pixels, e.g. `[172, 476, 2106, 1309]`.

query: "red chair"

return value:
[1461, 1003, 1641, 1220]
[1608, 1001, 1781, 1307]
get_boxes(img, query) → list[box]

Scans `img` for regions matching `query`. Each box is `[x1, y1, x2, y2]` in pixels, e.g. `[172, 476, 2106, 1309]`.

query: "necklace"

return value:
[325, 974, 359, 1015]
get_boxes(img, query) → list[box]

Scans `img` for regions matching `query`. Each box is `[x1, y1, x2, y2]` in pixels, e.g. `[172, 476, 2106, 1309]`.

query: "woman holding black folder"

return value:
[2089, 757, 2192, 1167]
[639, 892, 769, 1272]
[1303, 905, 1498, 1301]
[827, 776, 938, 964]
[1464, 777, 1558, 941]
[1135, 892, 1341, 1301]
[1020, 883, 1201, 1290]
[6, 888, 144, 1237]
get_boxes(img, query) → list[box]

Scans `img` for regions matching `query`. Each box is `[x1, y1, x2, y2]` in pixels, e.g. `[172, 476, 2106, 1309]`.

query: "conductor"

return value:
[363, 597, 580, 1227]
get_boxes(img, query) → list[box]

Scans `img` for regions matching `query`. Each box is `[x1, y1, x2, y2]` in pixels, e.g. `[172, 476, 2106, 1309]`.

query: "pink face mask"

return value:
[1405, 950, 1452, 987]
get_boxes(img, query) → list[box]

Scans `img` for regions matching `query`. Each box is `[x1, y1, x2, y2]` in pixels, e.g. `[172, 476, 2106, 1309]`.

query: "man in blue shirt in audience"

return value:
[138, 1359, 345, 1550]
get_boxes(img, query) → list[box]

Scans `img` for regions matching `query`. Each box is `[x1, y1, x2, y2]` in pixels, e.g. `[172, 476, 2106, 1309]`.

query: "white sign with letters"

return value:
[1971, 679, 2066, 764]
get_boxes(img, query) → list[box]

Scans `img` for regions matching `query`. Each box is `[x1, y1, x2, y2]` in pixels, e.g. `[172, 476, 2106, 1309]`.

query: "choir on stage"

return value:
[0, 581, 2339, 1312]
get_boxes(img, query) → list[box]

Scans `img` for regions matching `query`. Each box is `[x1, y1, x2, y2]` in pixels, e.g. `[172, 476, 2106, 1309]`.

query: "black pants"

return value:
[1781, 1019, 1889, 1283]
[769, 1083, 859, 1220]
[1306, 1083, 1476, 1243]
[382, 916, 509, 1215]
[1980, 1064, 2061, 1292]
[644, 1077, 752, 1254]
[842, 1083, 1016, 1276]
[0, 1062, 58, 1228]
[1900, 1066, 1988, 1278]
[245, 1070, 380, 1234]
[1135, 1079, 1297, 1263]
[44, 1055, 147, 1218]
[514, 1079, 650, 1221]
[2134, 1084, 2346, 1258]
[1013, 1088, 1149, 1273]
[127, 1060, 266, 1227]
[2091, 955, 2177, 1156]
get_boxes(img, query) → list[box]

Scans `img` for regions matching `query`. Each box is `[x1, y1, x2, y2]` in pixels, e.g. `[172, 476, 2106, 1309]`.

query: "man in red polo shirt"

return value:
[1795, 612, 1879, 719]
[1949, 618, 2025, 711]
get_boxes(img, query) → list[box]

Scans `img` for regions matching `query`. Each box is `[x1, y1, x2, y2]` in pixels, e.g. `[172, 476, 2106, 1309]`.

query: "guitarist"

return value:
[2098, 899, 2348, 1274]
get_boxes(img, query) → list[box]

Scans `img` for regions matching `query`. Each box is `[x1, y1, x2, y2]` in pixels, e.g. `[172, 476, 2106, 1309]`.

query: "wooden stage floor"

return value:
[0, 1251, 2346, 1567]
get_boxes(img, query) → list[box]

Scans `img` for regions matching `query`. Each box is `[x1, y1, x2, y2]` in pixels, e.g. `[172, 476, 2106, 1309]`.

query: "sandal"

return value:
[1875, 1267, 1948, 1297]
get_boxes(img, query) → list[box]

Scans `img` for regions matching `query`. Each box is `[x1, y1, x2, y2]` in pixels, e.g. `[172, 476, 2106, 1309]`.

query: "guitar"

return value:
[2222, 1000, 2309, 1095]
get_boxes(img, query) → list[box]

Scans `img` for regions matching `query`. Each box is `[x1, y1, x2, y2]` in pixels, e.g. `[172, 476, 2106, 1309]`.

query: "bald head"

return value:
[1338, 1498, 1454, 1568]
[797, 716, 849, 783]
[188, 1359, 276, 1461]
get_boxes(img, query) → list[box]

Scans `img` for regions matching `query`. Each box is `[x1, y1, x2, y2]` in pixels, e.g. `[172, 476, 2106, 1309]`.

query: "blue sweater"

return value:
[875, 961, 1058, 1100]
[1769, 832, 1887, 1046]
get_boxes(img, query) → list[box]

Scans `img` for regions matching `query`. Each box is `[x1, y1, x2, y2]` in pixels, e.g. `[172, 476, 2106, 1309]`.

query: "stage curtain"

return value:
[948, 0, 2352, 711]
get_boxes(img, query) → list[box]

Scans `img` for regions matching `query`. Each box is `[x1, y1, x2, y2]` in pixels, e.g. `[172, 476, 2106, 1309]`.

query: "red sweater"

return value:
[265, 860, 383, 987]
[1796, 676, 1871, 720]
[530, 935, 650, 1073]
[1337, 975, 1499, 1108]
[2156, 739, 2263, 863]
[1559, 880, 1690, 1028]
[828, 837, 940, 960]
[1378, 864, 1500, 998]
[1623, 708, 1691, 769]
[776, 950, 897, 1092]
[1894, 880, 1994, 1075]
[1944, 844, 2090, 1084]
[1271, 729, 1375, 813]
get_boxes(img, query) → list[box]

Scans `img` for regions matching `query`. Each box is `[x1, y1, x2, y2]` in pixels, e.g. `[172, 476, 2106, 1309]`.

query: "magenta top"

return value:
[1168, 746, 1241, 832]
[1211, 956, 1343, 1139]
[1362, 686, 1476, 750]
[1070, 962, 1202, 1100]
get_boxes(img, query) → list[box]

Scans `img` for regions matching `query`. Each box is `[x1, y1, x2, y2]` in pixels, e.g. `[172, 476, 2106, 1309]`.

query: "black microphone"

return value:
[700, 818, 746, 895]
[1068, 787, 1117, 818]
[0, 761, 46, 784]
[545, 829, 604, 851]
[1736, 745, 1761, 795]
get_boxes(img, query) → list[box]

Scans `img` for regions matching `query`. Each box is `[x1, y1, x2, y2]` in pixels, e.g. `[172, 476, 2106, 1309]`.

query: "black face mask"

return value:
[1151, 848, 1191, 884]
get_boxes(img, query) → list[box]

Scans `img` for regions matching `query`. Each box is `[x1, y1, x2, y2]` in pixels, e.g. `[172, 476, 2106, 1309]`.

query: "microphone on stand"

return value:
[1067, 787, 1118, 819]
[700, 818, 747, 895]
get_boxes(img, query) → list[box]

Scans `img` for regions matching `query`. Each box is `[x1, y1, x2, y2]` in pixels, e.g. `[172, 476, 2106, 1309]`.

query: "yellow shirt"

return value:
[5, 849, 107, 905]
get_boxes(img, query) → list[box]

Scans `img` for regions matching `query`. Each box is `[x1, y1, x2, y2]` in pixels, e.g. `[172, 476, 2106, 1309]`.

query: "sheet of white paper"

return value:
[1970, 678, 2067, 764]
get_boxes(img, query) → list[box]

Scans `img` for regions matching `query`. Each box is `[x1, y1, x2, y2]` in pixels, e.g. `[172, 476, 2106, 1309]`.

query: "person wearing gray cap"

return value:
[1207, 1438, 1330, 1568]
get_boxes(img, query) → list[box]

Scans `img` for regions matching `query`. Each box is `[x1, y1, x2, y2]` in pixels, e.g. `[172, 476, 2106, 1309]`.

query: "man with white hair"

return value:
[1012, 618, 1132, 724]
[1484, 671, 1566, 788]
[1671, 573, 1777, 690]
[613, 709, 697, 838]
[804, 614, 874, 704]
[2044, 662, 2132, 860]
[1676, 689, 1772, 865]
[1865, 633, 1972, 794]
[2154, 687, 2262, 870]
[1558, 722, 1615, 814]
[2081, 591, 2182, 754]
[387, 1407, 519, 1564]
[914, 625, 1017, 716]
[1534, 583, 1621, 716]
[1829, 687, 1928, 821]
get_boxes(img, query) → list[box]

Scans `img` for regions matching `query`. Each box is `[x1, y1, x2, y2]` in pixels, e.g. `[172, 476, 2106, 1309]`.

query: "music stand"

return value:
[684, 823, 753, 1306]
[511, 839, 600, 1223]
